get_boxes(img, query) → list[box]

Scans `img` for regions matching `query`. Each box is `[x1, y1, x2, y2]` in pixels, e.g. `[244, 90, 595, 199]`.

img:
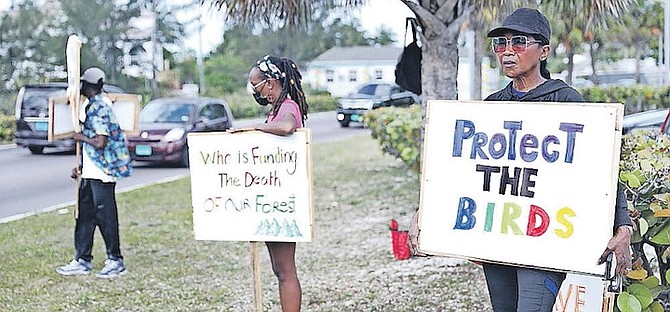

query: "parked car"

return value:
[336, 82, 420, 127]
[622, 108, 670, 135]
[14, 82, 125, 154]
[127, 97, 234, 167]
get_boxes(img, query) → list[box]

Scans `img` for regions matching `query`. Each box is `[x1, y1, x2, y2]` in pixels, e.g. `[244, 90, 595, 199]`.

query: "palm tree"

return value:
[208, 0, 632, 99]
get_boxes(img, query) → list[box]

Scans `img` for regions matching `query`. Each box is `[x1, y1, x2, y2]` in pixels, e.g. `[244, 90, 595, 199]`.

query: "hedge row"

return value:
[364, 105, 423, 172]
[580, 85, 670, 113]
[211, 92, 339, 120]
[0, 114, 15, 143]
[364, 83, 670, 174]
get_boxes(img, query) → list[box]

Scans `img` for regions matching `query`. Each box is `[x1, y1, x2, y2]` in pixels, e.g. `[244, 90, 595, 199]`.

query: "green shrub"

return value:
[205, 90, 338, 120]
[618, 129, 670, 311]
[308, 94, 338, 113]
[0, 113, 16, 143]
[580, 85, 670, 114]
[364, 105, 423, 172]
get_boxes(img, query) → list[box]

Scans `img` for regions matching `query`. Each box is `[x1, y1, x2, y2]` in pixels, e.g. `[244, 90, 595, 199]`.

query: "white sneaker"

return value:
[96, 259, 126, 278]
[56, 259, 92, 276]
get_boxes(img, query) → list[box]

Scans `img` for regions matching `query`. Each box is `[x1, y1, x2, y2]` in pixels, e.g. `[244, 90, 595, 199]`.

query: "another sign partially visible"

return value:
[188, 129, 313, 242]
[553, 274, 606, 312]
[418, 100, 623, 276]
[48, 93, 141, 141]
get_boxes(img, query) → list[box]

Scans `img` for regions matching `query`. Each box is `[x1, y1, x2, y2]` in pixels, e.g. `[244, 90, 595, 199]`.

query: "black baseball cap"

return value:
[487, 8, 551, 43]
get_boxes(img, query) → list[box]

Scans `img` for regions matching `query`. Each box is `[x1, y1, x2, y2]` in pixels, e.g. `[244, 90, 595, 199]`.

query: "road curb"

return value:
[0, 173, 190, 224]
[0, 143, 17, 151]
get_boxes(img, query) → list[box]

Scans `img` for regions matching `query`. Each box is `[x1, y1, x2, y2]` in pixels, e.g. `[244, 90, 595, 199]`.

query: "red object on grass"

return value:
[389, 219, 410, 260]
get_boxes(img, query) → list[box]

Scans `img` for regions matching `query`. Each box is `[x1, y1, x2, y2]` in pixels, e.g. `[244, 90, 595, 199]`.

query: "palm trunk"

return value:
[421, 34, 460, 102]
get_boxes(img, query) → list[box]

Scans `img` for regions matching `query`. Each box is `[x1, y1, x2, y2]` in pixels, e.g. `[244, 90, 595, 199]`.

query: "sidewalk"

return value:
[0, 143, 16, 150]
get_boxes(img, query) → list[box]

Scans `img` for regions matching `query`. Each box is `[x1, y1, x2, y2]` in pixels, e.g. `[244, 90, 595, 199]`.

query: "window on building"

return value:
[326, 70, 334, 82]
[348, 70, 357, 82]
[374, 69, 383, 80]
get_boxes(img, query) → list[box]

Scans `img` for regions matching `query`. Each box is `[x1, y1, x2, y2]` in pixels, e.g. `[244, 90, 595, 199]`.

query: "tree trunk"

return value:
[635, 42, 642, 84]
[421, 33, 460, 102]
[566, 46, 574, 86]
[589, 41, 600, 85]
[469, 8, 484, 100]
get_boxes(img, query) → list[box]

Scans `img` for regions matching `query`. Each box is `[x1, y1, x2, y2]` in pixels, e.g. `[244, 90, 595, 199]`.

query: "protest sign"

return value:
[553, 273, 606, 312]
[418, 100, 623, 275]
[188, 129, 313, 242]
[48, 93, 141, 141]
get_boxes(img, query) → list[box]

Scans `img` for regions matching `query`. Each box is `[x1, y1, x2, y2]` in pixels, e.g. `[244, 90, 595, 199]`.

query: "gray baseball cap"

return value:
[487, 8, 551, 42]
[81, 67, 106, 84]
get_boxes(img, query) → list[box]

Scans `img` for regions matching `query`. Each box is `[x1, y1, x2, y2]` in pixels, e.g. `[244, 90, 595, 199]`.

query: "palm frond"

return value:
[207, 0, 366, 27]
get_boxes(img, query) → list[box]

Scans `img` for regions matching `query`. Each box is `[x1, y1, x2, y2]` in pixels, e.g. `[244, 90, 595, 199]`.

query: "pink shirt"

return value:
[267, 98, 303, 127]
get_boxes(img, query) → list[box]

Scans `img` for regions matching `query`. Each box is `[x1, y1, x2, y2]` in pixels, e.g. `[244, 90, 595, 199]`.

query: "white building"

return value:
[305, 46, 402, 97]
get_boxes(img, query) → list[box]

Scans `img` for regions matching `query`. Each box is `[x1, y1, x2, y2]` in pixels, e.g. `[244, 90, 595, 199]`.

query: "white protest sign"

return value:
[188, 129, 313, 242]
[553, 274, 606, 312]
[48, 93, 141, 141]
[418, 100, 623, 275]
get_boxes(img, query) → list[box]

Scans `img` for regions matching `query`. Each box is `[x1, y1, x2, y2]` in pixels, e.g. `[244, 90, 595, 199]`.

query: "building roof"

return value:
[312, 46, 403, 63]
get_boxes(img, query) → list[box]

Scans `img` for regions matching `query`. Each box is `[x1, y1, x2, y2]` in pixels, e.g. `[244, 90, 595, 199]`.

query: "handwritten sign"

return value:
[418, 100, 623, 275]
[188, 129, 313, 242]
[48, 93, 141, 141]
[553, 274, 605, 312]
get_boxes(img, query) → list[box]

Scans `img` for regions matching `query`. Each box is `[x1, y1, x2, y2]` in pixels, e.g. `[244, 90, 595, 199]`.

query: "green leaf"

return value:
[627, 284, 653, 308]
[617, 292, 642, 312]
[640, 276, 660, 289]
[645, 301, 664, 312]
[666, 269, 670, 286]
[650, 224, 670, 245]
[628, 175, 642, 188]
[639, 218, 649, 237]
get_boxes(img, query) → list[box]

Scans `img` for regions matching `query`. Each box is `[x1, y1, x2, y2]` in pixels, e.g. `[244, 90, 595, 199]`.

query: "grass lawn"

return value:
[0, 134, 490, 311]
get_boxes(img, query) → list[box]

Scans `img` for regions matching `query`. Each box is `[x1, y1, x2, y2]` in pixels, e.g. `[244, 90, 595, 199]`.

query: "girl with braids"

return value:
[236, 55, 308, 312]
[247, 55, 308, 136]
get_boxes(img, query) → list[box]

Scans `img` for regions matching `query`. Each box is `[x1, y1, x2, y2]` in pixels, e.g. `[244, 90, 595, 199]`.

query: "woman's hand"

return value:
[407, 210, 426, 257]
[228, 127, 256, 134]
[597, 225, 632, 276]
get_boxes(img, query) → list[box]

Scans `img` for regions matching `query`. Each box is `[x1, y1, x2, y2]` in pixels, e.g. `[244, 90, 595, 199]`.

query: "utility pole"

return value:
[151, 0, 158, 99]
[198, 10, 205, 95]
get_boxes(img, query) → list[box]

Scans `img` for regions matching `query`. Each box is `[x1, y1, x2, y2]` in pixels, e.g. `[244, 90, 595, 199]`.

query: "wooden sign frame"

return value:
[48, 93, 141, 142]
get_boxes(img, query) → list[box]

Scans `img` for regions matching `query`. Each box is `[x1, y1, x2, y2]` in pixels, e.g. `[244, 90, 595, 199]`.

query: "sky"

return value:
[185, 0, 415, 54]
[0, 0, 415, 54]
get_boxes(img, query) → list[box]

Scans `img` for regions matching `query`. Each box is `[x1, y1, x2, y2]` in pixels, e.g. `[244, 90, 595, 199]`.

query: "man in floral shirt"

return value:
[56, 67, 132, 278]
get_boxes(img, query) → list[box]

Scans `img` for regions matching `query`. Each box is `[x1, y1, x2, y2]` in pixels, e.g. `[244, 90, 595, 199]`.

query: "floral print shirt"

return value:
[82, 93, 132, 179]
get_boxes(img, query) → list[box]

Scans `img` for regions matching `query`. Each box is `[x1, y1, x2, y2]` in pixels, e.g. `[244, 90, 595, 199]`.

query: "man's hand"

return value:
[72, 132, 85, 141]
[407, 210, 426, 257]
[597, 225, 632, 276]
[70, 167, 81, 179]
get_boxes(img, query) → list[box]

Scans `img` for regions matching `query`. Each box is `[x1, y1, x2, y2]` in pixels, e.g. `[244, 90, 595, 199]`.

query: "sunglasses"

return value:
[491, 35, 542, 54]
[250, 79, 268, 94]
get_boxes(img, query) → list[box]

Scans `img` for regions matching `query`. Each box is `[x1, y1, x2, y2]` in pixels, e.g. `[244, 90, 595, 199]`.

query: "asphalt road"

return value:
[0, 111, 369, 222]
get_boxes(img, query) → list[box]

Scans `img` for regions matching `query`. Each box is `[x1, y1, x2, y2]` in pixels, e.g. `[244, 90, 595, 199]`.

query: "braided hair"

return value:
[256, 55, 309, 126]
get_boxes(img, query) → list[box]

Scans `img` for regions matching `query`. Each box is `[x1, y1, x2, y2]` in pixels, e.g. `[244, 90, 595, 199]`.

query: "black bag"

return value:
[395, 18, 422, 95]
